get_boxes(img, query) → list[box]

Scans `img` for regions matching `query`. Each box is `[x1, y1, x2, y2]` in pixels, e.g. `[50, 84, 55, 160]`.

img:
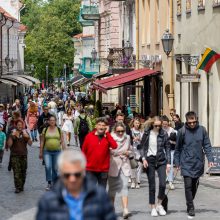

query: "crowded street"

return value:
[0, 138, 220, 220]
[1, 0, 220, 220]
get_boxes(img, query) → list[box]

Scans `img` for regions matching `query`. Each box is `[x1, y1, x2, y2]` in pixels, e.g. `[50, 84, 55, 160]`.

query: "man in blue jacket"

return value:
[174, 111, 214, 219]
[36, 150, 116, 220]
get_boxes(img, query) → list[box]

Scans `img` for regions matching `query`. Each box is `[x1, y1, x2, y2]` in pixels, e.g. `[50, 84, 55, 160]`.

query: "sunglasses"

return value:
[187, 121, 197, 125]
[154, 125, 161, 128]
[116, 130, 125, 134]
[62, 172, 83, 179]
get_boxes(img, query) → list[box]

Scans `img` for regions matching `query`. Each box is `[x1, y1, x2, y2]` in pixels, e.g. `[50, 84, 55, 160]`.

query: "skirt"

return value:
[62, 120, 74, 133]
[108, 170, 129, 197]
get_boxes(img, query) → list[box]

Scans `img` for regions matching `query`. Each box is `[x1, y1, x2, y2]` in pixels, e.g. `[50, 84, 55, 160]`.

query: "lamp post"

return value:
[161, 29, 175, 109]
[161, 29, 174, 56]
[91, 48, 97, 62]
[124, 41, 133, 58]
[64, 64, 67, 91]
[46, 65, 48, 88]
[10, 58, 15, 69]
[5, 55, 10, 70]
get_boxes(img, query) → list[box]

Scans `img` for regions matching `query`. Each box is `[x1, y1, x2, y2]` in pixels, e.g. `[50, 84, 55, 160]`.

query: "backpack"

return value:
[179, 125, 206, 146]
[78, 115, 89, 136]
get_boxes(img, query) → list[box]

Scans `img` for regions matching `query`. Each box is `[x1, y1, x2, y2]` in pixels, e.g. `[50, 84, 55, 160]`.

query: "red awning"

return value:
[93, 68, 158, 92]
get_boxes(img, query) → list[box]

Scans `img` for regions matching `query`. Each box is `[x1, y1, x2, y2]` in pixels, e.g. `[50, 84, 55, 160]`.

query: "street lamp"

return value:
[46, 65, 49, 88]
[161, 29, 174, 56]
[64, 64, 67, 91]
[5, 55, 10, 67]
[10, 58, 15, 68]
[124, 41, 133, 58]
[91, 48, 97, 62]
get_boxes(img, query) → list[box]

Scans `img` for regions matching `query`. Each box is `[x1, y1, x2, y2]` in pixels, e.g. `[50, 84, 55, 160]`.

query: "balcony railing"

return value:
[79, 57, 99, 78]
[78, 8, 94, 27]
[81, 5, 100, 20]
[107, 48, 135, 71]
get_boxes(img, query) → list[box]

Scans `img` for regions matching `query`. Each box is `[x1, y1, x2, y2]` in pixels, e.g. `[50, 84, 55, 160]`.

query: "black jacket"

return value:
[36, 177, 117, 220]
[37, 112, 52, 134]
[174, 123, 214, 178]
[139, 128, 171, 165]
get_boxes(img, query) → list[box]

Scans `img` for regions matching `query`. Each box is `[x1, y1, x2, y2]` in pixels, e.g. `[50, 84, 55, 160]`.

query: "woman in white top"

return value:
[130, 117, 143, 189]
[61, 108, 74, 146]
[139, 116, 171, 217]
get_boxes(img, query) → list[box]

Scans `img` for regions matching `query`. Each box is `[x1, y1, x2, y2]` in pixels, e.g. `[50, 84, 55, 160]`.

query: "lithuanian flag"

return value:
[197, 48, 220, 73]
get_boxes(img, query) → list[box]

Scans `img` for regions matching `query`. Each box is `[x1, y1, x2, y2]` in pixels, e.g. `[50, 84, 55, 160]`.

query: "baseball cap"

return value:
[0, 104, 4, 108]
[0, 124, 4, 129]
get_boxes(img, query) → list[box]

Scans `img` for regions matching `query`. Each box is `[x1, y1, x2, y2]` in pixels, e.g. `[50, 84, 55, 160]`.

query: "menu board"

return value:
[209, 147, 220, 174]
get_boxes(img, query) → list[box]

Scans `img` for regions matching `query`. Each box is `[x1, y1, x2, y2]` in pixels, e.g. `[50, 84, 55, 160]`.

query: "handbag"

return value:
[129, 156, 138, 169]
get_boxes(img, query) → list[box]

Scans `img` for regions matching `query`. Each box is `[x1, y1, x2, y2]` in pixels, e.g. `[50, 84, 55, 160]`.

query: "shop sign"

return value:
[176, 74, 201, 83]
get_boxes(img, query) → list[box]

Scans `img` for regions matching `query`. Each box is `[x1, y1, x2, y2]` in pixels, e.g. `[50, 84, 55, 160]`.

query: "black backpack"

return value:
[78, 115, 89, 136]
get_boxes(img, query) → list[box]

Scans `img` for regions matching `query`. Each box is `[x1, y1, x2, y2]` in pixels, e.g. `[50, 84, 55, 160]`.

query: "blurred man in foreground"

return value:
[36, 150, 117, 220]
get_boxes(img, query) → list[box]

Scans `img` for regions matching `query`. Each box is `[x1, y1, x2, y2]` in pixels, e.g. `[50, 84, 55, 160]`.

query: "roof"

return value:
[19, 24, 28, 32]
[93, 68, 158, 93]
[73, 33, 94, 39]
[0, 7, 17, 21]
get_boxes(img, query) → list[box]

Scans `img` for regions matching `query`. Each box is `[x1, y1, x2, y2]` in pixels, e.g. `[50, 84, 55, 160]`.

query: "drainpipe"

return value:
[7, 20, 14, 72]
[168, 0, 175, 109]
[0, 14, 7, 76]
[135, 0, 139, 70]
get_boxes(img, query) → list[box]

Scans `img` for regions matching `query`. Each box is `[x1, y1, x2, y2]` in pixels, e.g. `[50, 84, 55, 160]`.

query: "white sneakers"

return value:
[131, 182, 136, 189]
[151, 208, 158, 217]
[156, 205, 167, 216]
[151, 205, 167, 217]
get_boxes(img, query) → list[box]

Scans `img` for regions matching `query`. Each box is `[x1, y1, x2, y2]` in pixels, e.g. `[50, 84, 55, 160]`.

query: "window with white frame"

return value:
[177, 0, 181, 16]
[213, 0, 220, 7]
[198, 0, 205, 8]
[186, 0, 191, 12]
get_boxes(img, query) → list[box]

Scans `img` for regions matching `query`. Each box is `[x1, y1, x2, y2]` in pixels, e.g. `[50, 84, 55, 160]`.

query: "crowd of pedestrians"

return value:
[0, 88, 215, 220]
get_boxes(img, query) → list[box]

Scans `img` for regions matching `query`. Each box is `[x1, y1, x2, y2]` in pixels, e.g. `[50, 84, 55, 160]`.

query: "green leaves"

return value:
[21, 0, 82, 80]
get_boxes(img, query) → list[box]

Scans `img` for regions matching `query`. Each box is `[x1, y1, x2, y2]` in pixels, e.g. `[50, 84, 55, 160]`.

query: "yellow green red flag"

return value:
[196, 48, 220, 73]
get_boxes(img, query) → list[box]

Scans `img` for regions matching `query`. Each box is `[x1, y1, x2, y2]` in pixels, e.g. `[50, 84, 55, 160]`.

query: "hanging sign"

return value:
[176, 74, 201, 83]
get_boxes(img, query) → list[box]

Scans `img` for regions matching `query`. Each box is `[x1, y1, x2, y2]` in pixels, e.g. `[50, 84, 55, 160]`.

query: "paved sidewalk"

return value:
[0, 138, 220, 220]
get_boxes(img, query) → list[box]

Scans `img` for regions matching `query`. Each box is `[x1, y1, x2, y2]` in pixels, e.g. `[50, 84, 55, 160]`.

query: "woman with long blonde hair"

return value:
[139, 116, 171, 217]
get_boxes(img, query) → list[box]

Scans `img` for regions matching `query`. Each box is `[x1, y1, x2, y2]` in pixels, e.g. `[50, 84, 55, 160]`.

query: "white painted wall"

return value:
[174, 0, 220, 145]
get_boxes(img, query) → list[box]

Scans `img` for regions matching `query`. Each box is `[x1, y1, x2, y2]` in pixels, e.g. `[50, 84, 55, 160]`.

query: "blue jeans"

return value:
[43, 150, 61, 182]
[30, 129, 37, 140]
[167, 150, 175, 182]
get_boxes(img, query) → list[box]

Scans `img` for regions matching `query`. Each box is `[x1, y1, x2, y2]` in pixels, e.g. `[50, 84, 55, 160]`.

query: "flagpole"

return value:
[207, 73, 209, 135]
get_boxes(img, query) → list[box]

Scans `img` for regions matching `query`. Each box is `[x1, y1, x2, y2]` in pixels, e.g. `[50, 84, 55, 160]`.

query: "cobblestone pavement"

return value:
[0, 136, 220, 220]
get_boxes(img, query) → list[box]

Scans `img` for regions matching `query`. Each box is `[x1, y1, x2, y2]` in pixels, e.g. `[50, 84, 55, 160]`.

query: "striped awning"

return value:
[1, 75, 33, 86]
[0, 78, 17, 86]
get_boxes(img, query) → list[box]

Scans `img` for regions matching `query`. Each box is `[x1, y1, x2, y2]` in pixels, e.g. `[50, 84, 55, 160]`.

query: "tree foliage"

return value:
[21, 0, 82, 80]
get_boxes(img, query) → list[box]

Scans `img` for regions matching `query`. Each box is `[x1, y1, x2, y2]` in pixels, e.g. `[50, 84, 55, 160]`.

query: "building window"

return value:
[155, 0, 160, 43]
[146, 0, 150, 44]
[177, 0, 181, 16]
[213, 0, 220, 7]
[186, 0, 191, 13]
[141, 0, 146, 45]
[198, 0, 205, 10]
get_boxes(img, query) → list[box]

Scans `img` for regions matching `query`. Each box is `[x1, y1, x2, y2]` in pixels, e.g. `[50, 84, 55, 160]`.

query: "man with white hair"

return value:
[36, 150, 116, 220]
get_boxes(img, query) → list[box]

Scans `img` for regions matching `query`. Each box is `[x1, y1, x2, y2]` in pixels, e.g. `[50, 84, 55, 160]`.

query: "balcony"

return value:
[78, 8, 94, 27]
[81, 5, 100, 20]
[79, 57, 99, 78]
[107, 47, 135, 74]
